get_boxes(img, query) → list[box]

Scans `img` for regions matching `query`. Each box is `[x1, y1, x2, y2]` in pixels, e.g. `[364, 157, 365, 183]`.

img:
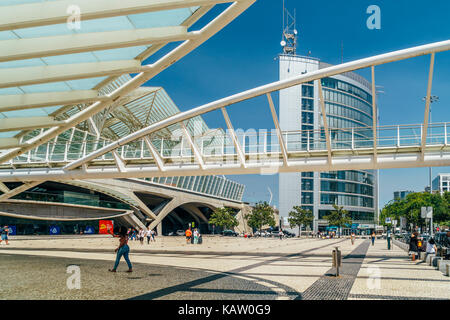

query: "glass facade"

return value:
[148, 175, 244, 202]
[432, 174, 450, 195]
[393, 190, 413, 200]
[299, 76, 376, 224]
[278, 55, 377, 234]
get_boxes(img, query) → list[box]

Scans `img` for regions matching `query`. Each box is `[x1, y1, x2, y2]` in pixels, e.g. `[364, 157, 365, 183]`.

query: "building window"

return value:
[302, 85, 314, 98]
[302, 98, 314, 111]
[302, 112, 314, 125]
[302, 192, 314, 204]
[302, 179, 314, 191]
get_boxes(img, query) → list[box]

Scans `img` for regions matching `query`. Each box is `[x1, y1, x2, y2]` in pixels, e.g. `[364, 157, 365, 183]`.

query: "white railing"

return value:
[10, 122, 450, 165]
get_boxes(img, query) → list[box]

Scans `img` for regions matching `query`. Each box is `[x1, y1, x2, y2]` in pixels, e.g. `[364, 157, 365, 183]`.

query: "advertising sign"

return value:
[6, 225, 16, 235]
[400, 217, 407, 228]
[49, 226, 61, 235]
[99, 220, 113, 234]
[85, 226, 95, 234]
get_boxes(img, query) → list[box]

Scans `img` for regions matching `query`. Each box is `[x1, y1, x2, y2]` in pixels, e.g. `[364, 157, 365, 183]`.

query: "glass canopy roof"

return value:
[0, 0, 253, 163]
[0, 4, 199, 129]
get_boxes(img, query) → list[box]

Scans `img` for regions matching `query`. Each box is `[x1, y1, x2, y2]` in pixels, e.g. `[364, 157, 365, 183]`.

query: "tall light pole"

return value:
[423, 95, 439, 193]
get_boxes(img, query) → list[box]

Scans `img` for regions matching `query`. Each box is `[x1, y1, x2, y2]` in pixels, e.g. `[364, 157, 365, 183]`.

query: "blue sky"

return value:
[148, 0, 450, 209]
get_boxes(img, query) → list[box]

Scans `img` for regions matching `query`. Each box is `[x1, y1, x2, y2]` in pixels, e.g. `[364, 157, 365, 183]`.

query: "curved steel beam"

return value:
[63, 39, 450, 170]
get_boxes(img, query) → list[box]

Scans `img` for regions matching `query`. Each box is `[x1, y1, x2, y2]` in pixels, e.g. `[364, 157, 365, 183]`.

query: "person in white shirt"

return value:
[146, 229, 152, 244]
[426, 237, 437, 259]
[138, 228, 145, 245]
[193, 229, 199, 244]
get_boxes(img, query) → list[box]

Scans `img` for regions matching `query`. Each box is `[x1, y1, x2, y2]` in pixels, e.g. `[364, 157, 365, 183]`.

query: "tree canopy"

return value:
[288, 206, 313, 236]
[380, 192, 450, 228]
[208, 207, 239, 230]
[245, 201, 276, 232]
[323, 204, 352, 228]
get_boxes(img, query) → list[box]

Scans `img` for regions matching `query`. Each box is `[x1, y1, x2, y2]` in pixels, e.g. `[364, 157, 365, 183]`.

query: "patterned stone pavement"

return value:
[349, 238, 450, 300]
[299, 240, 371, 300]
[0, 236, 448, 300]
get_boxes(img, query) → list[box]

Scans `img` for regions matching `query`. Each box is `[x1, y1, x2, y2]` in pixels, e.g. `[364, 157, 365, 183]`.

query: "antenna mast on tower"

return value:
[281, 0, 298, 55]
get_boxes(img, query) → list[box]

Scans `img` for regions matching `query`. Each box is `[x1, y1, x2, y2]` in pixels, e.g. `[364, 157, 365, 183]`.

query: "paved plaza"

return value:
[0, 235, 448, 300]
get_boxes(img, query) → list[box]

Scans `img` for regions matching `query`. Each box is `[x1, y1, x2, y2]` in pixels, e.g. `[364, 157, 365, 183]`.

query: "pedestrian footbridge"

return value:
[1, 39, 450, 202]
[1, 122, 450, 181]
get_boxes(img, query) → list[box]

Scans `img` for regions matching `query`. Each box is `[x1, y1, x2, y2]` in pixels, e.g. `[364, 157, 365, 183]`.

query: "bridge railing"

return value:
[8, 122, 450, 165]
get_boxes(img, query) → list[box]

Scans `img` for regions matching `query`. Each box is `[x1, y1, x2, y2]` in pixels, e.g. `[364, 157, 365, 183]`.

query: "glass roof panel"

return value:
[0, 2, 205, 143]
[0, 87, 24, 95]
[128, 7, 199, 29]
[64, 76, 109, 91]
[19, 82, 71, 93]
[1, 108, 51, 118]
[0, 131, 19, 138]
[0, 57, 45, 69]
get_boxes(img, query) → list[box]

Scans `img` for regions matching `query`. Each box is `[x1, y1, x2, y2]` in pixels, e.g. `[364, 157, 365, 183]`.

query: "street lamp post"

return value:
[422, 95, 439, 194]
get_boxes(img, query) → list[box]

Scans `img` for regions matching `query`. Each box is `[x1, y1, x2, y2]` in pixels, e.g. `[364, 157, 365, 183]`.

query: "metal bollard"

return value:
[332, 246, 342, 277]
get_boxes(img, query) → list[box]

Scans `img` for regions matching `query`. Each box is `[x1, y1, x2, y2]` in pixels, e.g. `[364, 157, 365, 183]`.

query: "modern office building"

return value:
[278, 54, 378, 233]
[432, 173, 450, 195]
[393, 190, 414, 200]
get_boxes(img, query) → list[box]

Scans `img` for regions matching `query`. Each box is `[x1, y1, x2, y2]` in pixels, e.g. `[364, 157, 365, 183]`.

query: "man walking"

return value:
[371, 232, 376, 246]
[0, 225, 9, 245]
[386, 230, 391, 250]
[146, 228, 152, 244]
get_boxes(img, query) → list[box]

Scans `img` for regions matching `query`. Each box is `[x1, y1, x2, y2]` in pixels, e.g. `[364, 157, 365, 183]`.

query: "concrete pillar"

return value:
[419, 252, 427, 261]
[439, 260, 450, 275]
[157, 222, 162, 236]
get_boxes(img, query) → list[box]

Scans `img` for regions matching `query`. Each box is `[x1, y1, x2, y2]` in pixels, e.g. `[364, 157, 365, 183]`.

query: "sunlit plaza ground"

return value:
[0, 235, 448, 300]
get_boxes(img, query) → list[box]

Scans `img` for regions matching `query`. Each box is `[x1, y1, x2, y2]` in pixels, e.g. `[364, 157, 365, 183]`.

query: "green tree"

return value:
[323, 204, 352, 237]
[288, 206, 313, 237]
[245, 201, 276, 234]
[380, 191, 450, 231]
[209, 207, 239, 231]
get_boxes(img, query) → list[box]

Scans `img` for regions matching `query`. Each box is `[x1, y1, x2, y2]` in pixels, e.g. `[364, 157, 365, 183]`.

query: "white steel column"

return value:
[221, 107, 246, 168]
[112, 150, 127, 173]
[267, 93, 288, 165]
[144, 136, 165, 172]
[181, 123, 205, 169]
[421, 53, 435, 159]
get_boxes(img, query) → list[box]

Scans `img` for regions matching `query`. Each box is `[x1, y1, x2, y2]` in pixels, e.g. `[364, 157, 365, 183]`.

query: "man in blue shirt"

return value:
[0, 225, 9, 245]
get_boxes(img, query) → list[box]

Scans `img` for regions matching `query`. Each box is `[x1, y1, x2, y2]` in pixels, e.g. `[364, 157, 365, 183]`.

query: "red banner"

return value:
[99, 220, 114, 234]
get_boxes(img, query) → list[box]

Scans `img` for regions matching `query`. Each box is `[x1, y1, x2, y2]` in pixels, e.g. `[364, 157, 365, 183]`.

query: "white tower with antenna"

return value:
[281, 0, 298, 55]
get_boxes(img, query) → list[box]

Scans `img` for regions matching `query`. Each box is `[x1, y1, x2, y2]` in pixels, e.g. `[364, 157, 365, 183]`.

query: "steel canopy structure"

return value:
[0, 2, 449, 215]
[0, 0, 256, 161]
[1, 40, 448, 186]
